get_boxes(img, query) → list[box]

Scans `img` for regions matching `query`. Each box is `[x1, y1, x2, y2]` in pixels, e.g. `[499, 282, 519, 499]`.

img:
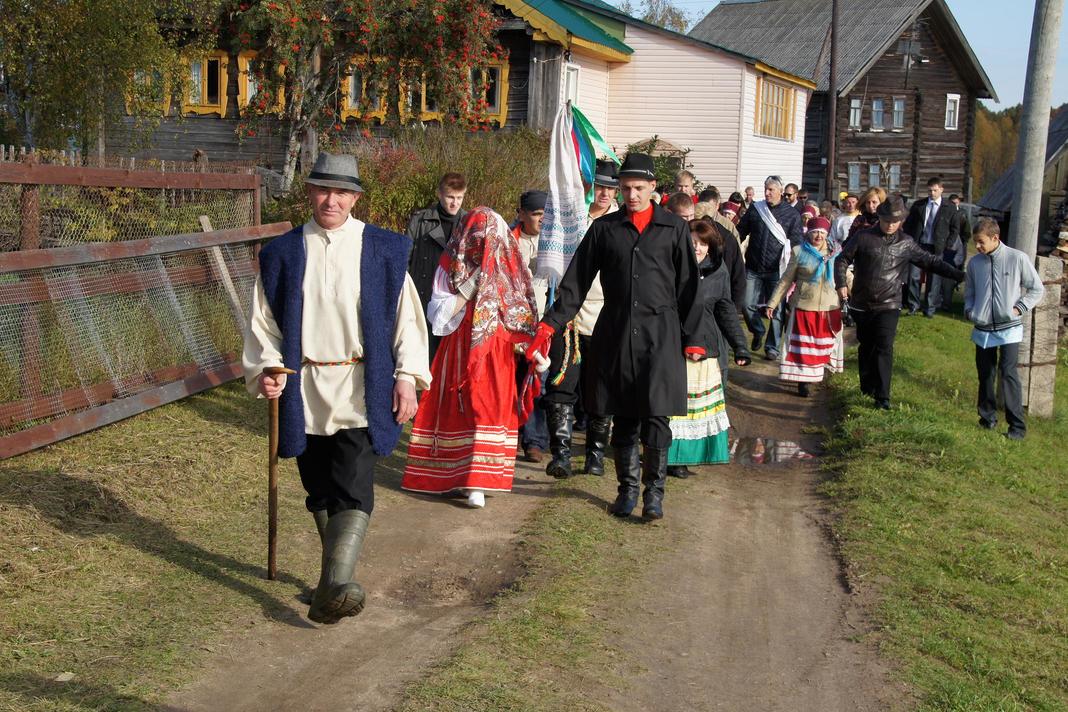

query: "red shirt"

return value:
[628, 203, 655, 234]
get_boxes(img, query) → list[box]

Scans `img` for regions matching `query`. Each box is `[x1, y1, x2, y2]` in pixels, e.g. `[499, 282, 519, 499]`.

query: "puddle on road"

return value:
[729, 437, 815, 465]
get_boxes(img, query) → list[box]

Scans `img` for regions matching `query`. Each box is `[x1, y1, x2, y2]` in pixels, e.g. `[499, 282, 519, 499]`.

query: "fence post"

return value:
[18, 155, 42, 399]
[1025, 256, 1063, 417]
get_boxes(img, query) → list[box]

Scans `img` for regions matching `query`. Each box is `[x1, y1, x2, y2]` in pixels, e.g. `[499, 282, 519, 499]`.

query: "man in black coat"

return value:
[525, 153, 702, 522]
[406, 172, 467, 360]
[835, 197, 965, 410]
[901, 176, 960, 317]
[735, 175, 804, 360]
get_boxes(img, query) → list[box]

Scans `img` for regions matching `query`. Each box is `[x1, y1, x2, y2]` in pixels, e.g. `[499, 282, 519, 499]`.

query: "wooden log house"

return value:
[105, 0, 816, 192]
[690, 0, 997, 201]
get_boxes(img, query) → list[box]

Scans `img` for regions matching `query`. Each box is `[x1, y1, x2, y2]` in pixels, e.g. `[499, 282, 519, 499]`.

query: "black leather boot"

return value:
[610, 444, 641, 517]
[308, 509, 369, 624]
[545, 403, 574, 479]
[581, 416, 611, 476]
[641, 447, 669, 521]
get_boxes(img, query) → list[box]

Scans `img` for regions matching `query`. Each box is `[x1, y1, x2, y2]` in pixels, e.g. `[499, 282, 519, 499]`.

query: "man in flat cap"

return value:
[513, 189, 551, 462]
[243, 152, 431, 624]
[834, 196, 964, 410]
[525, 153, 702, 521]
[541, 159, 620, 480]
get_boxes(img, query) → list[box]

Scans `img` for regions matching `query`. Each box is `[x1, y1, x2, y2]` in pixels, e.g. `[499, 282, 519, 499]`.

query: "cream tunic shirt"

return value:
[242, 216, 431, 435]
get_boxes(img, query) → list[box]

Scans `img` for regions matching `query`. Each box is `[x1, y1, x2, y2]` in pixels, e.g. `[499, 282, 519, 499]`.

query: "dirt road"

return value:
[169, 359, 900, 711]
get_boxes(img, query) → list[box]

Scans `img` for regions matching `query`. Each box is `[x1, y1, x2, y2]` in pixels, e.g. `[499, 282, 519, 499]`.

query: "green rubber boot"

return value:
[308, 509, 369, 624]
[312, 509, 329, 545]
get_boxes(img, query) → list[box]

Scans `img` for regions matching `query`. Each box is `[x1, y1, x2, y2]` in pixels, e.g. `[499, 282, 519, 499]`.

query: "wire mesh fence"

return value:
[0, 160, 260, 253]
[0, 224, 291, 458]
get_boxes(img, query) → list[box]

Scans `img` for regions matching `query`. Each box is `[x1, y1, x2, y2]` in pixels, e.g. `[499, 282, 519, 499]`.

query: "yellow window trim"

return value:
[754, 74, 796, 141]
[340, 58, 507, 125]
[754, 62, 815, 90]
[125, 71, 170, 116]
[237, 51, 285, 113]
[340, 58, 387, 123]
[471, 61, 510, 127]
[182, 51, 230, 116]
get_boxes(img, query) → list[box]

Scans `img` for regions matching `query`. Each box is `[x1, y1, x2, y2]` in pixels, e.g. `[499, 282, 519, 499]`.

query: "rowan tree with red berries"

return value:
[224, 0, 504, 190]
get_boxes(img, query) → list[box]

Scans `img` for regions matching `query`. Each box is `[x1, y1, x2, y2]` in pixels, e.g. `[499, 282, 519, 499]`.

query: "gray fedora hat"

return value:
[305, 152, 363, 192]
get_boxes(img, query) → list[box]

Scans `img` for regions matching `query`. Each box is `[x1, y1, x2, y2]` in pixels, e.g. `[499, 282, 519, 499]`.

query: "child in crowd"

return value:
[963, 218, 1045, 440]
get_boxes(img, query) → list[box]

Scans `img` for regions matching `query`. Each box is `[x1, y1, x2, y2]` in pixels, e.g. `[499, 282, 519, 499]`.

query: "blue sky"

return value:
[606, 0, 1068, 108]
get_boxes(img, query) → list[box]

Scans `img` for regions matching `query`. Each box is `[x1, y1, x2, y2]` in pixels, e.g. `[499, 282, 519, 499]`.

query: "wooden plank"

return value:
[0, 261, 259, 306]
[0, 355, 238, 427]
[0, 361, 242, 459]
[0, 221, 291, 273]
[0, 162, 259, 190]
[200, 215, 249, 330]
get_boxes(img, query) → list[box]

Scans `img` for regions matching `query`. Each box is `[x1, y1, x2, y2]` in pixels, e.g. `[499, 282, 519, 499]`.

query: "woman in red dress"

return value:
[401, 207, 539, 508]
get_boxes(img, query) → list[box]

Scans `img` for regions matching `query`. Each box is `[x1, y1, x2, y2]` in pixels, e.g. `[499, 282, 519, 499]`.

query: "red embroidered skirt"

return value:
[780, 308, 844, 383]
[401, 317, 524, 494]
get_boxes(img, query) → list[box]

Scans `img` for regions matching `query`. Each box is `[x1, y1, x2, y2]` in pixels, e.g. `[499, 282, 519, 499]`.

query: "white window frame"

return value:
[892, 96, 906, 130]
[849, 98, 862, 128]
[945, 93, 960, 130]
[888, 164, 901, 191]
[562, 63, 580, 106]
[868, 163, 881, 188]
[871, 98, 885, 131]
[848, 163, 861, 192]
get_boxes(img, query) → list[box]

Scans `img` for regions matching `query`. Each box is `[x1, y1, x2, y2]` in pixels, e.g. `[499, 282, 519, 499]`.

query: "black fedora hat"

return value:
[594, 159, 619, 188]
[876, 196, 907, 221]
[618, 153, 656, 181]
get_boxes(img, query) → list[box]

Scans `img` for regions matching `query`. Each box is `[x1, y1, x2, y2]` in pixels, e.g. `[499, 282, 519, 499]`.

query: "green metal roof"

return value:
[521, 0, 633, 56]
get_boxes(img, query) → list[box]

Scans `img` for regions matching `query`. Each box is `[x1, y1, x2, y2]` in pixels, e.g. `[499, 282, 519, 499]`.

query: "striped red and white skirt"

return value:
[779, 308, 844, 383]
[401, 319, 522, 495]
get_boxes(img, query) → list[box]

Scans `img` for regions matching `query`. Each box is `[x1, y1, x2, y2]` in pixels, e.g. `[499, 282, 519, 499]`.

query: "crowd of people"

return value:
[241, 150, 1043, 625]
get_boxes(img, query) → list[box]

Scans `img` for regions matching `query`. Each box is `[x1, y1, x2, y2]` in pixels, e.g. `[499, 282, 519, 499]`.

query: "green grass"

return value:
[0, 382, 323, 711]
[823, 313, 1068, 711]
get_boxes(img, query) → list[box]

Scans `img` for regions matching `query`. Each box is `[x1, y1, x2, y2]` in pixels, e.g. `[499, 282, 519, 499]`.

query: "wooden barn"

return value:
[106, 0, 816, 193]
[690, 0, 997, 201]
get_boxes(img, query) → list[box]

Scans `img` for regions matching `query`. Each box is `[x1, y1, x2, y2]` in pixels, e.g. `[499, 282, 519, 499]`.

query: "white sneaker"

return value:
[466, 491, 486, 508]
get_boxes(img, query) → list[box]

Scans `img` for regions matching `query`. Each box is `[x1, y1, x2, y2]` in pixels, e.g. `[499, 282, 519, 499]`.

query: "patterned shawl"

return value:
[440, 207, 538, 358]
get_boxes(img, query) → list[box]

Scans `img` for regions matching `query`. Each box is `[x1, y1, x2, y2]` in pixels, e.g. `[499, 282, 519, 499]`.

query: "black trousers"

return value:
[543, 332, 602, 412]
[610, 416, 671, 449]
[296, 428, 379, 516]
[851, 308, 900, 401]
[976, 342, 1025, 432]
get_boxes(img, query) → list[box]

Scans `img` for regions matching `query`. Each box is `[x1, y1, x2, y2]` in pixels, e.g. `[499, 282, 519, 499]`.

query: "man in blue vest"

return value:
[243, 152, 431, 624]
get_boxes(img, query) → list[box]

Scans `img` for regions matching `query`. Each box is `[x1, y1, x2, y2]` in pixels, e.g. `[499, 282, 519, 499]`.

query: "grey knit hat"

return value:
[305, 152, 363, 192]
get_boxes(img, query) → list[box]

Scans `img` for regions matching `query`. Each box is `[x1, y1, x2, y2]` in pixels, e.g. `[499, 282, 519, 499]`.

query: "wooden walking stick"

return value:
[263, 366, 295, 580]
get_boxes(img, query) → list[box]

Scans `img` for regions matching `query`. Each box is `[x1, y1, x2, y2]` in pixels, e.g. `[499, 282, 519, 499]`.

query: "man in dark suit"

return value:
[902, 176, 960, 317]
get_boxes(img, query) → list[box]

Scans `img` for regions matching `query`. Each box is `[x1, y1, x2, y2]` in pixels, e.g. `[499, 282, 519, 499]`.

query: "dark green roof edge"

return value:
[561, 0, 768, 68]
[524, 0, 634, 55]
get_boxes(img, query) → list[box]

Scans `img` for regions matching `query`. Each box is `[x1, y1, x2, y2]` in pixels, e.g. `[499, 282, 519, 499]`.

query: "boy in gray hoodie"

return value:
[963, 218, 1045, 440]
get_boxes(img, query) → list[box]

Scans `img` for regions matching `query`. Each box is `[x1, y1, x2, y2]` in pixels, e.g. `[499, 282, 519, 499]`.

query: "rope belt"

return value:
[301, 355, 364, 367]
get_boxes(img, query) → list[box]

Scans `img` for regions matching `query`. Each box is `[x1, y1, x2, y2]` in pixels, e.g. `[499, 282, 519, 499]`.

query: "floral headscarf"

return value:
[440, 207, 538, 357]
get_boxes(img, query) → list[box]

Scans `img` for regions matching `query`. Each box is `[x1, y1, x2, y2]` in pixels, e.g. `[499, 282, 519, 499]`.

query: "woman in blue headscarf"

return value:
[765, 216, 845, 397]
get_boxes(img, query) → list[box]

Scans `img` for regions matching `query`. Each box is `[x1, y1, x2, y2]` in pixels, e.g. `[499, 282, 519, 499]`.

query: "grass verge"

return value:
[823, 313, 1068, 711]
[0, 382, 329, 711]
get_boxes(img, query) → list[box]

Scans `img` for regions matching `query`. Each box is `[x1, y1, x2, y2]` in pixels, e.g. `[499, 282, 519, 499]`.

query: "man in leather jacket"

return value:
[834, 196, 965, 409]
[406, 172, 467, 361]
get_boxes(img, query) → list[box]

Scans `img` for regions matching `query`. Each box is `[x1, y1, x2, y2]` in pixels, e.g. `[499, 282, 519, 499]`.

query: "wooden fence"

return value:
[0, 161, 287, 458]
